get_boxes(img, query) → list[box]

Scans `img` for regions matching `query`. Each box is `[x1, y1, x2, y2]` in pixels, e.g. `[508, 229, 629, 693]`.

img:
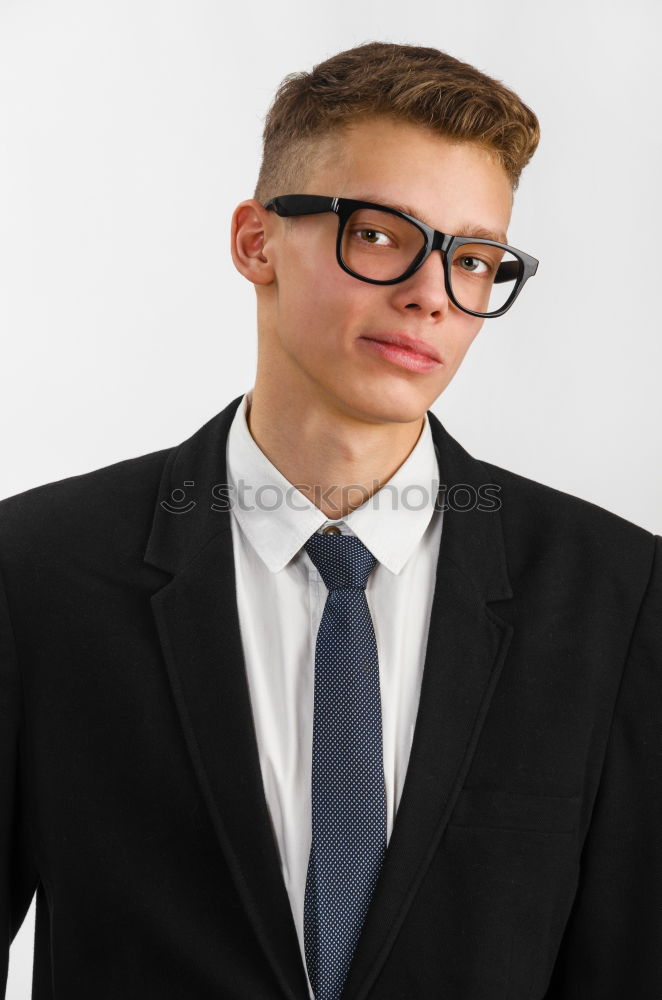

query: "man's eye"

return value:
[456, 255, 490, 274]
[354, 228, 391, 246]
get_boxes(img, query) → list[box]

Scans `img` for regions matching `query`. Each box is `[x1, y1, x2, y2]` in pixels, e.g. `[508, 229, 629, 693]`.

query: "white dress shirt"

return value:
[225, 389, 444, 998]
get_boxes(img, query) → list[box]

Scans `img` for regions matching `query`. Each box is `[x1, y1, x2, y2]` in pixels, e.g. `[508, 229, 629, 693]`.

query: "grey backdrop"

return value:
[2, 0, 661, 994]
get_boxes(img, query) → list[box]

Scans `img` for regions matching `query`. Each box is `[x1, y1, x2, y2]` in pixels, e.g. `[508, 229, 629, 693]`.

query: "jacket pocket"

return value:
[448, 788, 581, 834]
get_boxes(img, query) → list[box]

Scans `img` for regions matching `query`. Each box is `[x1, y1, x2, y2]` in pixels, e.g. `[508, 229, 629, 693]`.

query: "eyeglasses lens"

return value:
[341, 208, 523, 315]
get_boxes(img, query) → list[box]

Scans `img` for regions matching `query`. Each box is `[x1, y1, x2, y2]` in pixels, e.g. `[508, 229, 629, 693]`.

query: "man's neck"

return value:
[245, 384, 425, 520]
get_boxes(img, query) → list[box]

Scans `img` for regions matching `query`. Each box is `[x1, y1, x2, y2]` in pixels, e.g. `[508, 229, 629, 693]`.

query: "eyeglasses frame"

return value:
[263, 194, 539, 319]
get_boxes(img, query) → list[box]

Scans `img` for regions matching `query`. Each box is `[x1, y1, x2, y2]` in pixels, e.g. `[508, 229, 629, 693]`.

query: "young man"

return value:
[1, 41, 660, 1000]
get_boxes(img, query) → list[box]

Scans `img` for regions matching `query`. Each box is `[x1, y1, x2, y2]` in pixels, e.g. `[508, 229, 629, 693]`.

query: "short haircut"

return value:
[253, 41, 540, 204]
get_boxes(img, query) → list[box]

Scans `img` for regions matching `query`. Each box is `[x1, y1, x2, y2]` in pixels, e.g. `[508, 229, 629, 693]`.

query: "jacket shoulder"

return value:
[0, 446, 172, 567]
[479, 458, 657, 585]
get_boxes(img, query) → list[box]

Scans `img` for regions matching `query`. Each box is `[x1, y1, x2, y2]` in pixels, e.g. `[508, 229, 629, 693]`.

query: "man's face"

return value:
[251, 116, 513, 426]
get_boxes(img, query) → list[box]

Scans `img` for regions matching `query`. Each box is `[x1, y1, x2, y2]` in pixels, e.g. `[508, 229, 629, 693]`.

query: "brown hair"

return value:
[253, 41, 540, 203]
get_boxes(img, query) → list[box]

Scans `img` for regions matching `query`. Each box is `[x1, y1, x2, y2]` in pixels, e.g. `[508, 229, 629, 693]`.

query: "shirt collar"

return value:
[226, 389, 441, 575]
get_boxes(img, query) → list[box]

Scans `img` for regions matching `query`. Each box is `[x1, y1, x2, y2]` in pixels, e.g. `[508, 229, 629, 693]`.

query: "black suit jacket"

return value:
[1, 393, 660, 999]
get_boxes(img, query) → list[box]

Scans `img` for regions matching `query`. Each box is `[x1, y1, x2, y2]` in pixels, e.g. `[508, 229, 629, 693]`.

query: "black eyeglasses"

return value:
[263, 194, 539, 319]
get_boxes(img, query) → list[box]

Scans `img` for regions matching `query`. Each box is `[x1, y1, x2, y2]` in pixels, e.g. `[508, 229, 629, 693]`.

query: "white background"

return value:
[2, 0, 661, 994]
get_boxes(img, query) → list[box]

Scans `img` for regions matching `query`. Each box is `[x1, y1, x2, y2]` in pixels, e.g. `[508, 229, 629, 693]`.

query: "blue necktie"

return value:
[303, 529, 387, 1000]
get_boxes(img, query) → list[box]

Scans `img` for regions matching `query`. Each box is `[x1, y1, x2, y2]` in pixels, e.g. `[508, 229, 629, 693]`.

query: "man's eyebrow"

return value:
[454, 222, 509, 245]
[356, 194, 508, 245]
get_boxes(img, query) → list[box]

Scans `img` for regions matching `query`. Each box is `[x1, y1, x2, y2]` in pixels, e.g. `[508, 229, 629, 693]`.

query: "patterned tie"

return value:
[303, 528, 387, 1000]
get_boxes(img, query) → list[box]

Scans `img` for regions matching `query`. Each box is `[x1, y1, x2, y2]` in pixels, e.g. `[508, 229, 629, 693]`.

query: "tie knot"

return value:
[304, 531, 377, 592]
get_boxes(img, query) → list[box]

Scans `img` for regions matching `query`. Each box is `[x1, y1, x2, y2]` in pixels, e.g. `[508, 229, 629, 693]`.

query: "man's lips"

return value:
[359, 332, 443, 364]
[357, 335, 443, 374]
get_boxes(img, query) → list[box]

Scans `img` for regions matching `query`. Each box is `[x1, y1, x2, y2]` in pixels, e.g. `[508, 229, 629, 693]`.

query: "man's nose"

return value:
[389, 250, 451, 318]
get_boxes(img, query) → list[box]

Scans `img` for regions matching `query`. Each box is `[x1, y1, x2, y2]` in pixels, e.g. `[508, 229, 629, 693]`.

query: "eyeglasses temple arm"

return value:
[263, 195, 336, 216]
[494, 259, 522, 284]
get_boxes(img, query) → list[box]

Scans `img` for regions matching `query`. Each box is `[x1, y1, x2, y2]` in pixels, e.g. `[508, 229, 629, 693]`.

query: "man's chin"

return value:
[333, 384, 436, 428]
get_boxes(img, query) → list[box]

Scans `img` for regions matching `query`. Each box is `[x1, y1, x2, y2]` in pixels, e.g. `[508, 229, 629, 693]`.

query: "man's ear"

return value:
[230, 199, 277, 286]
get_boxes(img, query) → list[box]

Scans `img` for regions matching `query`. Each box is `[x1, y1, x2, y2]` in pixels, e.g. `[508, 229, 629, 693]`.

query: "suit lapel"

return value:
[340, 418, 514, 998]
[145, 397, 311, 1000]
[144, 395, 514, 1000]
